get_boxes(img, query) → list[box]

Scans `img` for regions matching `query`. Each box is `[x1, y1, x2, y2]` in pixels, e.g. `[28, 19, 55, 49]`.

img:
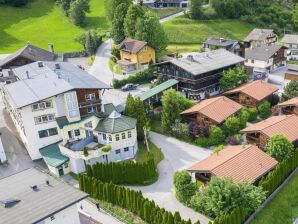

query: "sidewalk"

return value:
[79, 199, 124, 224]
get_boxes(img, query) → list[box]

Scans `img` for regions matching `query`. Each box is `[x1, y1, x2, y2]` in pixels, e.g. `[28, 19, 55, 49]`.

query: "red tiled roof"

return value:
[224, 80, 278, 101]
[241, 115, 298, 142]
[181, 96, 243, 124]
[278, 97, 298, 107]
[188, 145, 278, 183]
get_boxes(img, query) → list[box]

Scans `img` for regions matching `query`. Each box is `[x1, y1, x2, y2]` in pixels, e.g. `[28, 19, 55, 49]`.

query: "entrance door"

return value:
[85, 130, 93, 137]
[58, 166, 64, 176]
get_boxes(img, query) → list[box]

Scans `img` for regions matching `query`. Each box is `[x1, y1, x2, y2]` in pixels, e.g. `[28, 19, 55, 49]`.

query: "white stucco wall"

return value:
[0, 137, 7, 163]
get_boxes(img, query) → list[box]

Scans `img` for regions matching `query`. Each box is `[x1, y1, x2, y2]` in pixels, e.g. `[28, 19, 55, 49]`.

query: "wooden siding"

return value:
[1, 56, 35, 69]
[76, 89, 101, 116]
[285, 73, 298, 81]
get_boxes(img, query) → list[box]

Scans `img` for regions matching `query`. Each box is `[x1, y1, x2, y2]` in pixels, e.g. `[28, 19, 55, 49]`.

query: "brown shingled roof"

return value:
[117, 38, 148, 54]
[224, 80, 278, 101]
[278, 97, 298, 107]
[181, 96, 243, 124]
[188, 145, 278, 183]
[241, 115, 298, 142]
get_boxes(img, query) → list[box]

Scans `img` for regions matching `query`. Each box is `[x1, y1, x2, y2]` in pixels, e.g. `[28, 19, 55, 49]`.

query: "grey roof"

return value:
[0, 44, 55, 68]
[245, 44, 283, 61]
[244, 28, 275, 42]
[4, 61, 111, 108]
[0, 168, 88, 224]
[95, 111, 136, 134]
[281, 34, 298, 45]
[204, 38, 239, 48]
[158, 49, 245, 76]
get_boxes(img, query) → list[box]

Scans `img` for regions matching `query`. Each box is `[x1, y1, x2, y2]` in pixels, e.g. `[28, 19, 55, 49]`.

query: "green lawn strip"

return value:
[136, 140, 164, 165]
[162, 16, 254, 45]
[0, 0, 109, 53]
[252, 171, 298, 224]
[97, 200, 146, 224]
[108, 59, 122, 74]
[288, 60, 298, 65]
[145, 7, 183, 19]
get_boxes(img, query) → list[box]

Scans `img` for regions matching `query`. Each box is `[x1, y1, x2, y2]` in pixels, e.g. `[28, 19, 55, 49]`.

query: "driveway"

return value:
[0, 98, 45, 179]
[130, 132, 212, 224]
[159, 11, 185, 23]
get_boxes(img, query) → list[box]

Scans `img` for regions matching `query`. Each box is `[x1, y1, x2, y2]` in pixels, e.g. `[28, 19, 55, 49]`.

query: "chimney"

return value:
[30, 185, 38, 191]
[26, 71, 30, 79]
[38, 62, 43, 68]
[187, 55, 194, 62]
[48, 43, 54, 53]
[46, 180, 50, 185]
[55, 63, 60, 69]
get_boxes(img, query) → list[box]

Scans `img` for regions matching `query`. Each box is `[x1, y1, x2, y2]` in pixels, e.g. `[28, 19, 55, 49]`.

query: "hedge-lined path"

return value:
[129, 132, 212, 224]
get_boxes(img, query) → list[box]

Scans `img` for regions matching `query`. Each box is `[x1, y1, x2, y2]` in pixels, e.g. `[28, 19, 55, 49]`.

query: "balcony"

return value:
[79, 99, 102, 108]
[60, 135, 107, 160]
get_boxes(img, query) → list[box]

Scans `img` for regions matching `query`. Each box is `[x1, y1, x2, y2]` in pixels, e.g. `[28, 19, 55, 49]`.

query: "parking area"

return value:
[0, 97, 45, 179]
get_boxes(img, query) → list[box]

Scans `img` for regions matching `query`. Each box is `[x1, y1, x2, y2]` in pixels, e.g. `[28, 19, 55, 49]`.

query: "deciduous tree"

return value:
[111, 3, 130, 43]
[124, 4, 145, 38]
[266, 134, 295, 161]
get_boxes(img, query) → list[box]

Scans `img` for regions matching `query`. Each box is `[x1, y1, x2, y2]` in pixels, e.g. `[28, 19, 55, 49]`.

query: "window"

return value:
[115, 149, 121, 154]
[87, 106, 97, 113]
[74, 129, 80, 136]
[122, 133, 126, 139]
[116, 134, 120, 141]
[128, 131, 132, 138]
[38, 128, 58, 138]
[32, 101, 52, 111]
[124, 147, 129, 152]
[251, 59, 254, 64]
[84, 121, 93, 128]
[50, 215, 55, 221]
[103, 133, 106, 140]
[85, 93, 96, 101]
[64, 163, 68, 168]
[109, 135, 112, 141]
[34, 114, 55, 124]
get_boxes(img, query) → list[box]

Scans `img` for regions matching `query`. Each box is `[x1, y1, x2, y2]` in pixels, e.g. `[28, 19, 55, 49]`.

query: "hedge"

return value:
[112, 68, 155, 88]
[78, 175, 192, 224]
[259, 150, 298, 196]
[85, 153, 158, 185]
[213, 207, 249, 224]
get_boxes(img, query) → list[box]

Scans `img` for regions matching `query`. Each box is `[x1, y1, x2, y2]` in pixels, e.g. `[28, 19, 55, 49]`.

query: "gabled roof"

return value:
[157, 49, 245, 76]
[188, 145, 278, 183]
[0, 44, 55, 68]
[117, 38, 148, 54]
[0, 168, 88, 224]
[278, 97, 298, 107]
[203, 38, 239, 48]
[181, 96, 243, 124]
[39, 142, 69, 167]
[241, 115, 298, 142]
[4, 61, 111, 108]
[224, 80, 278, 101]
[244, 28, 275, 42]
[137, 79, 179, 101]
[245, 44, 284, 61]
[281, 34, 298, 45]
[95, 111, 136, 133]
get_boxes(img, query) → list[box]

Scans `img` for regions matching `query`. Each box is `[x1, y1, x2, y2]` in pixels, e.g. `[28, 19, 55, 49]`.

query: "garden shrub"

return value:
[173, 171, 196, 205]
[258, 100, 272, 119]
[245, 107, 258, 122]
[170, 120, 189, 140]
[222, 116, 241, 137]
[209, 125, 224, 146]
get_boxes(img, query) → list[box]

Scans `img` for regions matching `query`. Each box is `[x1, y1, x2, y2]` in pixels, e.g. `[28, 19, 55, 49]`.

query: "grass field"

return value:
[0, 0, 109, 53]
[136, 140, 164, 165]
[146, 7, 182, 19]
[252, 171, 298, 224]
[162, 16, 254, 52]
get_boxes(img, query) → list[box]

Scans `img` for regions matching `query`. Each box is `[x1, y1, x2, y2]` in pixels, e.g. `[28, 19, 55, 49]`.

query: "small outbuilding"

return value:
[188, 145, 278, 184]
[224, 80, 278, 107]
[241, 115, 298, 149]
[277, 97, 298, 115]
[181, 96, 243, 126]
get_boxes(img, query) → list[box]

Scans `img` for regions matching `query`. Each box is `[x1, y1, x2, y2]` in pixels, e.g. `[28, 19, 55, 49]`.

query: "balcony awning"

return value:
[40, 142, 69, 168]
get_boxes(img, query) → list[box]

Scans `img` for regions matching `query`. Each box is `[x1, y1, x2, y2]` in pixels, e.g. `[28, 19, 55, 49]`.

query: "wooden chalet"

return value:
[224, 80, 278, 107]
[277, 97, 298, 116]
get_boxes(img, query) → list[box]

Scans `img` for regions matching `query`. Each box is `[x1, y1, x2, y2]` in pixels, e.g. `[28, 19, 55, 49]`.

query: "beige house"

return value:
[244, 28, 277, 47]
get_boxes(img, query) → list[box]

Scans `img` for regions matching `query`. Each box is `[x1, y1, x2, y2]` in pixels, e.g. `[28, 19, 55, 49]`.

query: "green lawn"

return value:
[136, 140, 164, 165]
[252, 171, 298, 224]
[162, 16, 254, 46]
[0, 0, 109, 53]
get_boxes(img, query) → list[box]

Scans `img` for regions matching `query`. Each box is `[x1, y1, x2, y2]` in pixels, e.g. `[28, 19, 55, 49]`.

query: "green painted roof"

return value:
[39, 142, 69, 168]
[137, 79, 179, 101]
[95, 112, 136, 134]
[56, 113, 106, 129]
[103, 103, 117, 115]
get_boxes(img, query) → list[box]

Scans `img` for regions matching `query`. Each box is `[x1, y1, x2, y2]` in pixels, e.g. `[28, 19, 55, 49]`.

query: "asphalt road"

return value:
[130, 132, 212, 224]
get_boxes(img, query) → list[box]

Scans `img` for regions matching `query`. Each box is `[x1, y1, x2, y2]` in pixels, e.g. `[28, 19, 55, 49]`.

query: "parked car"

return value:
[121, 83, 137, 91]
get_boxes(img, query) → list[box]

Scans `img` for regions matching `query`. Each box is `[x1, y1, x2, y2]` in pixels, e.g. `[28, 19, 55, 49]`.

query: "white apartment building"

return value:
[281, 34, 298, 60]
[0, 61, 139, 176]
